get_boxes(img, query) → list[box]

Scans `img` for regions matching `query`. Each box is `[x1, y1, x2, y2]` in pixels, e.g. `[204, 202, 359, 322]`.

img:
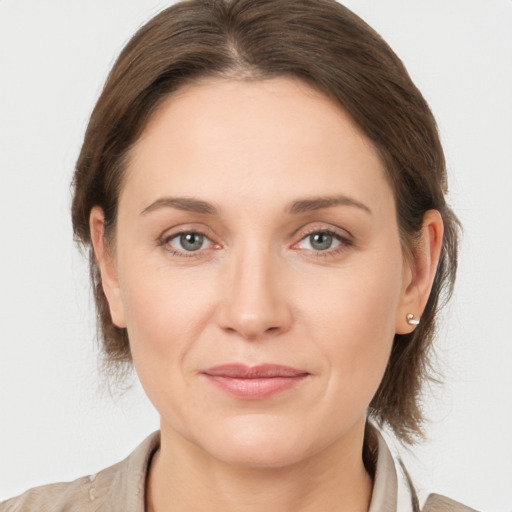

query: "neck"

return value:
[146, 421, 373, 512]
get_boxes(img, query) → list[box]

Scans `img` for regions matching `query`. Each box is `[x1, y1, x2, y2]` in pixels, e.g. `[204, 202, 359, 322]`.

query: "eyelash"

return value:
[297, 227, 352, 259]
[158, 229, 215, 259]
[158, 227, 352, 260]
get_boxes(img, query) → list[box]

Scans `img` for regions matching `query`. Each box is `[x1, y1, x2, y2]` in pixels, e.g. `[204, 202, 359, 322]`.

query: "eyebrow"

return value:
[141, 197, 219, 215]
[140, 194, 372, 216]
[286, 195, 372, 215]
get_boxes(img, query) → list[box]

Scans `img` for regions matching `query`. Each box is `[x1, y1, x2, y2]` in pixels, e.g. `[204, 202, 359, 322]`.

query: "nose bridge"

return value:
[217, 238, 292, 340]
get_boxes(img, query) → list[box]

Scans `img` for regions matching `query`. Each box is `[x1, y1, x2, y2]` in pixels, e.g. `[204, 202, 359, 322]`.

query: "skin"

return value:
[90, 77, 443, 512]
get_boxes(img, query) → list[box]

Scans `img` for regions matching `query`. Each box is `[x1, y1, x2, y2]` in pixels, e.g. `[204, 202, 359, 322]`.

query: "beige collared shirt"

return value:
[0, 429, 477, 512]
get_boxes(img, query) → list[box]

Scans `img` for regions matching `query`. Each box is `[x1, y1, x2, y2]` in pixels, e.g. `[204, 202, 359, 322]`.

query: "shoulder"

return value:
[368, 423, 478, 512]
[0, 475, 100, 512]
[422, 493, 479, 512]
[367, 425, 478, 512]
[0, 432, 160, 512]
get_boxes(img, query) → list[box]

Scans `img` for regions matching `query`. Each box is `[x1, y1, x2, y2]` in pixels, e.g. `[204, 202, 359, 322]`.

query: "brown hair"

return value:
[72, 0, 459, 443]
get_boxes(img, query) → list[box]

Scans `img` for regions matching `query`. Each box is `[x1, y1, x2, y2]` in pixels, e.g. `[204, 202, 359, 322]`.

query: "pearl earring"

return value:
[406, 314, 420, 326]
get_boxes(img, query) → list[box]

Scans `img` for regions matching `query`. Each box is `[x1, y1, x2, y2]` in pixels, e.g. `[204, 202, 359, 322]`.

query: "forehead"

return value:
[122, 76, 393, 218]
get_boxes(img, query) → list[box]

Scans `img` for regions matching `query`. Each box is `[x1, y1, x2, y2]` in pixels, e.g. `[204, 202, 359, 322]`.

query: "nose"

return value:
[216, 245, 293, 341]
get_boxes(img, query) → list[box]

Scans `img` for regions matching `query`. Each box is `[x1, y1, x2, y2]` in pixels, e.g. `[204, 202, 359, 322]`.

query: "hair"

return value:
[72, 0, 459, 444]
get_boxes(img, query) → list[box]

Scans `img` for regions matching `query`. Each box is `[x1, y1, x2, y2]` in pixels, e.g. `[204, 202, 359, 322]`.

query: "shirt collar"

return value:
[368, 424, 417, 512]
[103, 431, 160, 512]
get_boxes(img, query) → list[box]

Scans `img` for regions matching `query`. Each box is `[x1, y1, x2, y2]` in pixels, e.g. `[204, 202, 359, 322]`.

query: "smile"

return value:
[201, 364, 310, 400]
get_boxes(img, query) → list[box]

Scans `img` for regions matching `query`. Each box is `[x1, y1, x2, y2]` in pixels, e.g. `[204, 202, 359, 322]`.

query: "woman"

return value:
[0, 1, 478, 510]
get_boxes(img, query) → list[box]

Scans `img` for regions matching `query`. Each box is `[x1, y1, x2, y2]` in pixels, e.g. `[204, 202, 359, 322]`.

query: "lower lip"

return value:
[203, 375, 309, 400]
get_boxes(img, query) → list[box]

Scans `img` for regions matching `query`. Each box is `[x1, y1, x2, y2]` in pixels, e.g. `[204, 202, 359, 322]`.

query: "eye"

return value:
[166, 232, 212, 252]
[295, 229, 348, 253]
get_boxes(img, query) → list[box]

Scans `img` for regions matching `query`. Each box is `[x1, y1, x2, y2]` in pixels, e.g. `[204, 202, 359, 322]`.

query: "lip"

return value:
[201, 364, 310, 400]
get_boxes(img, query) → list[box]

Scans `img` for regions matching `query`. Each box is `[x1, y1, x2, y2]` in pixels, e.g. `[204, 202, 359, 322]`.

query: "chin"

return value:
[211, 440, 309, 470]
[195, 415, 316, 469]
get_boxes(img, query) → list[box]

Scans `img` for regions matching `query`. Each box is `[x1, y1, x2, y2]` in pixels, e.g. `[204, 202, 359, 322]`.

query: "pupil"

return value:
[181, 233, 203, 251]
[311, 232, 332, 250]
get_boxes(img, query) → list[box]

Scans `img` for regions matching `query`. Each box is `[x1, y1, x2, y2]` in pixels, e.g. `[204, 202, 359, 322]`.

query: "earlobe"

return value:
[396, 210, 444, 334]
[89, 207, 127, 328]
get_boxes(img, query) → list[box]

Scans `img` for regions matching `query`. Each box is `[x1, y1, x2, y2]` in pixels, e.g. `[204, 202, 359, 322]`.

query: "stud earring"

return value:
[406, 313, 420, 326]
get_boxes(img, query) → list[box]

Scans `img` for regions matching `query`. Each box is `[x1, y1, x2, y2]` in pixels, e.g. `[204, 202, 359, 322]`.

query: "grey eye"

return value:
[308, 232, 334, 251]
[296, 230, 343, 252]
[180, 233, 204, 251]
[169, 232, 208, 252]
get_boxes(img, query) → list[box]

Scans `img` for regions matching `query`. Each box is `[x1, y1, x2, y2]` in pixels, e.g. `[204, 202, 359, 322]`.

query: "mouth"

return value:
[200, 364, 310, 400]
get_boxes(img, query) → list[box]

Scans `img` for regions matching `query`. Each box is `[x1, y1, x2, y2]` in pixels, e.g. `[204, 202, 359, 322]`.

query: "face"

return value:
[94, 77, 420, 468]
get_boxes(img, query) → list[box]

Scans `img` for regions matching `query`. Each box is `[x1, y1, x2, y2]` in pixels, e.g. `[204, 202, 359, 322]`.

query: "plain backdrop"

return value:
[1, 1, 511, 510]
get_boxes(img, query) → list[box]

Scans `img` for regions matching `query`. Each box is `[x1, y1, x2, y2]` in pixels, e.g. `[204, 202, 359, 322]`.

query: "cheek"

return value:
[117, 257, 216, 372]
[300, 254, 403, 397]
[117, 264, 220, 431]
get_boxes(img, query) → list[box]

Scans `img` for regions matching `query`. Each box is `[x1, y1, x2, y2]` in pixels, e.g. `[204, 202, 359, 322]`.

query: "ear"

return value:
[89, 207, 127, 328]
[396, 209, 444, 334]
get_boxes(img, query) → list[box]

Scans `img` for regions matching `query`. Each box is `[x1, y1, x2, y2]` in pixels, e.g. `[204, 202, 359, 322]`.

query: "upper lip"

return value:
[201, 364, 309, 378]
